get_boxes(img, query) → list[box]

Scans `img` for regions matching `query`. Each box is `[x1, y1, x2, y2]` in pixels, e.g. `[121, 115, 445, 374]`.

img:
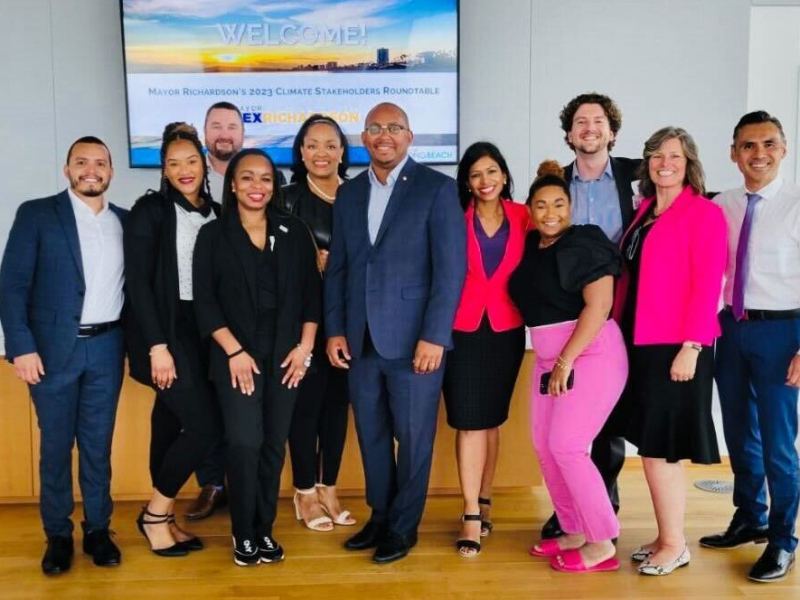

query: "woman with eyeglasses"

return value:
[508, 161, 627, 574]
[192, 148, 321, 566]
[279, 114, 355, 532]
[613, 127, 726, 576]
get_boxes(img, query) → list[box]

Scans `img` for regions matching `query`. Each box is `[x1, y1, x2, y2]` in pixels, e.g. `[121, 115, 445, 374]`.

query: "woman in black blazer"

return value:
[193, 148, 321, 566]
[125, 122, 221, 556]
[279, 114, 356, 531]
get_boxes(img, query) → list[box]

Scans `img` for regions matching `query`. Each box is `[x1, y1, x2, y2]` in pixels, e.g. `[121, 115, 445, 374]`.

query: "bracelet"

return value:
[227, 347, 245, 359]
[555, 355, 570, 369]
[683, 342, 702, 352]
[297, 344, 313, 368]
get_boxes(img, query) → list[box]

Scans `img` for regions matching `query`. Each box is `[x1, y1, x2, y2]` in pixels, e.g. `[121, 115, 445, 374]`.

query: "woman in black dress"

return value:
[125, 122, 220, 556]
[280, 115, 355, 531]
[193, 148, 321, 566]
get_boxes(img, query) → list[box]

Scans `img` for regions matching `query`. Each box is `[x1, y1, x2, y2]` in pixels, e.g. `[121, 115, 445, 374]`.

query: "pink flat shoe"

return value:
[529, 538, 563, 557]
[550, 549, 620, 573]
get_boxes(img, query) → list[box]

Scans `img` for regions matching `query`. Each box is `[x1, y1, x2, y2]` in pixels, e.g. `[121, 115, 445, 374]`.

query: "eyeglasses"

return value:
[364, 123, 407, 136]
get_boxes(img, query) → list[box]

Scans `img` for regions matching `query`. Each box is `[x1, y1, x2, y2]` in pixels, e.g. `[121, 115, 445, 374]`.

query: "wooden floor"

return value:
[0, 464, 795, 599]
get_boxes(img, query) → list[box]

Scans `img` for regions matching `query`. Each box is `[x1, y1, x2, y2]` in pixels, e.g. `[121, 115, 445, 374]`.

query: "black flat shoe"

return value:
[136, 507, 189, 557]
[456, 514, 481, 558]
[541, 512, 565, 540]
[42, 536, 73, 575]
[748, 544, 795, 582]
[167, 514, 203, 551]
[82, 523, 121, 566]
[344, 520, 386, 551]
[700, 519, 769, 549]
[478, 497, 493, 537]
[373, 530, 417, 564]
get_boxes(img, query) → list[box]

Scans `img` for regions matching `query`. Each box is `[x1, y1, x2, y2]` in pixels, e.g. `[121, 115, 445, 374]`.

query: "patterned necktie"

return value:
[732, 192, 762, 320]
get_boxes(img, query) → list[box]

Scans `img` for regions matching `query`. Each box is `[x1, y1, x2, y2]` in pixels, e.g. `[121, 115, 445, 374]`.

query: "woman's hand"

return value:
[548, 360, 574, 397]
[150, 344, 177, 390]
[317, 249, 329, 273]
[229, 351, 260, 396]
[670, 346, 699, 382]
[281, 345, 310, 388]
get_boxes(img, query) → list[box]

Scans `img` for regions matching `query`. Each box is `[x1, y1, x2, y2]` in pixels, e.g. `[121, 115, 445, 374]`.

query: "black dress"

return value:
[619, 208, 720, 464]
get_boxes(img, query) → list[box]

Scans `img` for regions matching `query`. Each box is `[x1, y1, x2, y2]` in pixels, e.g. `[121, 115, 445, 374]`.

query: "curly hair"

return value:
[637, 126, 705, 198]
[559, 93, 622, 151]
[159, 122, 211, 200]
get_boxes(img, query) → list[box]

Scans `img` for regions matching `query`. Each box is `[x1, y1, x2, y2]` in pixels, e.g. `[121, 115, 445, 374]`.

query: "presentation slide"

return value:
[120, 0, 459, 167]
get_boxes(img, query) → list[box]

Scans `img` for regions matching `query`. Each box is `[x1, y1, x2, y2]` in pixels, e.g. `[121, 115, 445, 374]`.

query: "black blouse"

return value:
[280, 180, 333, 250]
[508, 225, 621, 327]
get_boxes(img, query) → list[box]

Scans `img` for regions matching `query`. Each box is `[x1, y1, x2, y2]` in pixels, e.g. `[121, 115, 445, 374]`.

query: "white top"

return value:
[715, 177, 800, 310]
[175, 202, 216, 301]
[67, 189, 124, 324]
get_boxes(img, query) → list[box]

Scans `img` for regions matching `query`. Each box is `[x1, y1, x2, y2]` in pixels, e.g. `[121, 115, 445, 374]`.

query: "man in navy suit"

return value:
[0, 137, 126, 575]
[325, 102, 466, 563]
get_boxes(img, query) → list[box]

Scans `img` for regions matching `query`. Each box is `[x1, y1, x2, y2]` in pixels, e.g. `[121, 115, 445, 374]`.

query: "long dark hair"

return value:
[456, 141, 514, 211]
[221, 148, 284, 215]
[159, 122, 211, 201]
[290, 114, 350, 182]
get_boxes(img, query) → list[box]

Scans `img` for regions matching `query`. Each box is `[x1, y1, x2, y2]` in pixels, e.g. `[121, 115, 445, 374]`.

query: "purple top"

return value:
[474, 215, 509, 278]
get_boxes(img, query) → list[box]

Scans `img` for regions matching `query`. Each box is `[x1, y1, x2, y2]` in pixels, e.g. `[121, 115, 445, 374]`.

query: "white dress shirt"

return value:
[367, 155, 409, 244]
[175, 203, 216, 301]
[207, 165, 225, 203]
[715, 177, 800, 310]
[68, 189, 124, 324]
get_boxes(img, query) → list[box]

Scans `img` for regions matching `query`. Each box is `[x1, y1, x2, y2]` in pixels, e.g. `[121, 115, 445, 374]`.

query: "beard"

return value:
[70, 176, 109, 197]
[209, 140, 238, 162]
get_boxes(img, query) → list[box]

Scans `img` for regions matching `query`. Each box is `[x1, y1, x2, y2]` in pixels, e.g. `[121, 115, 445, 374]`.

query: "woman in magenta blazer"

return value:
[613, 127, 727, 576]
[443, 142, 529, 557]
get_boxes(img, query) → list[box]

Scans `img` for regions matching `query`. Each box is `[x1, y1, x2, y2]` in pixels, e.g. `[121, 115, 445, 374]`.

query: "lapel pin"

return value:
[279, 224, 288, 233]
[402, 176, 407, 181]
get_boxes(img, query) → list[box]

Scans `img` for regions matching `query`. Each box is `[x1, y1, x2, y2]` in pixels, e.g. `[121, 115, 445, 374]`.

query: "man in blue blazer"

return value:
[0, 137, 126, 575]
[325, 103, 466, 563]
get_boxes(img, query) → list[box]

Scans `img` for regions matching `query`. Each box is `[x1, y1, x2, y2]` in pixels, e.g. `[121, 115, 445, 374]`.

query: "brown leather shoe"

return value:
[185, 485, 227, 521]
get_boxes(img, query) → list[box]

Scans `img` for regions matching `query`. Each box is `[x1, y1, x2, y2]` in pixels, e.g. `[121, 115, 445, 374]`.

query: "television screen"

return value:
[120, 0, 459, 168]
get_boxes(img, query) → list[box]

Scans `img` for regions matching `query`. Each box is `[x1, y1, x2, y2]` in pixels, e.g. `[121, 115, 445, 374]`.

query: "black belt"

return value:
[77, 320, 121, 338]
[724, 306, 800, 321]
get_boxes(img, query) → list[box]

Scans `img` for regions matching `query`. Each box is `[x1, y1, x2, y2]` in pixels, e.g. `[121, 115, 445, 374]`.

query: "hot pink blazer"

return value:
[612, 186, 727, 346]
[453, 200, 530, 332]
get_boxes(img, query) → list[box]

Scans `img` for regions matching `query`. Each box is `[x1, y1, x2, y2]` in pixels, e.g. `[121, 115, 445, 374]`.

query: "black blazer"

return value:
[123, 189, 220, 389]
[564, 156, 642, 231]
[279, 180, 333, 250]
[192, 205, 321, 384]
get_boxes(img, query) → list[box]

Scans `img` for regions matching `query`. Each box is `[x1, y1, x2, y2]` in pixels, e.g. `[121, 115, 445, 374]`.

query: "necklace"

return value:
[307, 174, 340, 202]
[539, 233, 564, 249]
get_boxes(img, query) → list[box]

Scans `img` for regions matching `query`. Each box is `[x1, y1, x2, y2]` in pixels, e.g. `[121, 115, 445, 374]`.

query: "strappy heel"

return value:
[136, 507, 188, 557]
[293, 488, 334, 531]
[456, 514, 482, 558]
[167, 514, 203, 551]
[478, 497, 493, 537]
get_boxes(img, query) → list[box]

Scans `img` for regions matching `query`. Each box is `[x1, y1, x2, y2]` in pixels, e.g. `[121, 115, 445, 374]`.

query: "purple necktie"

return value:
[732, 192, 762, 320]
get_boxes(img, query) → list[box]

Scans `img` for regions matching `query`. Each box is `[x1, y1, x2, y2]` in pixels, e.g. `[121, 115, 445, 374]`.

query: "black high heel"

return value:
[456, 514, 482, 558]
[136, 507, 189, 557]
[167, 514, 204, 551]
[478, 497, 493, 537]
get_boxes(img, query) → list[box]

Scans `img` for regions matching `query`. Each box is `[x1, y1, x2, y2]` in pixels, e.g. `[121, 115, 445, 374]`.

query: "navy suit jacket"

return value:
[324, 158, 466, 360]
[0, 190, 127, 370]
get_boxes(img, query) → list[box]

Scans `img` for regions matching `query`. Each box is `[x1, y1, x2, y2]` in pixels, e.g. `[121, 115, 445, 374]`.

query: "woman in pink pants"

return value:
[509, 161, 628, 573]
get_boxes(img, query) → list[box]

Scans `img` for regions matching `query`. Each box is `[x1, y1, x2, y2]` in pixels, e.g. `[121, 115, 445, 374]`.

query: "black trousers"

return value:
[215, 367, 296, 540]
[590, 433, 626, 512]
[288, 357, 349, 489]
[149, 382, 220, 499]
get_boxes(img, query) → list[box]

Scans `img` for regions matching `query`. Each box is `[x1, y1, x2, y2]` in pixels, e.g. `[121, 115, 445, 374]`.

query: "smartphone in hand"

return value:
[540, 369, 575, 394]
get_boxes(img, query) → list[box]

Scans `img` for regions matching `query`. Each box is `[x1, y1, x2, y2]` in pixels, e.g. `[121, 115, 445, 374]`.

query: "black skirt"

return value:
[442, 317, 525, 430]
[624, 344, 720, 464]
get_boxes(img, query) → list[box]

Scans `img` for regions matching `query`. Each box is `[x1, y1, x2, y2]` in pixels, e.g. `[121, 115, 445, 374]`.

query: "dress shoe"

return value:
[748, 544, 795, 582]
[42, 536, 73, 575]
[136, 507, 189, 557]
[185, 484, 227, 521]
[638, 546, 690, 576]
[373, 531, 417, 564]
[699, 520, 768, 549]
[82, 525, 121, 566]
[541, 513, 565, 539]
[344, 520, 386, 551]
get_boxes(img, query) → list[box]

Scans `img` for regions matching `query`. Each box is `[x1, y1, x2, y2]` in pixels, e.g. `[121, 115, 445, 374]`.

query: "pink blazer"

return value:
[612, 186, 727, 346]
[453, 200, 530, 332]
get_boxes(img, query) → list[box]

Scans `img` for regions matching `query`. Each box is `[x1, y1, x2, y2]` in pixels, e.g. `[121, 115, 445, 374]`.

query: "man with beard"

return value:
[203, 101, 245, 202]
[0, 137, 126, 575]
[538, 93, 641, 541]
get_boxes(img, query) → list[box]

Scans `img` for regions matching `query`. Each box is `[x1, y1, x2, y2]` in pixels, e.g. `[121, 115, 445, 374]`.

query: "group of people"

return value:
[0, 94, 798, 586]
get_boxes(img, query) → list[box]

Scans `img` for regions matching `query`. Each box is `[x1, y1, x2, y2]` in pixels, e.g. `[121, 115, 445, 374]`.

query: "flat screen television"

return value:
[120, 0, 459, 167]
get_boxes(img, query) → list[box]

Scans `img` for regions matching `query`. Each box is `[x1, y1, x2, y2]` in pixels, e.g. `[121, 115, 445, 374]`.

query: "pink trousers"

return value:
[530, 319, 628, 542]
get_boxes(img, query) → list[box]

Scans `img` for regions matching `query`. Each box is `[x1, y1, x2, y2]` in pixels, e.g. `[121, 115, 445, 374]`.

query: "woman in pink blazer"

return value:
[614, 127, 727, 576]
[442, 142, 529, 557]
